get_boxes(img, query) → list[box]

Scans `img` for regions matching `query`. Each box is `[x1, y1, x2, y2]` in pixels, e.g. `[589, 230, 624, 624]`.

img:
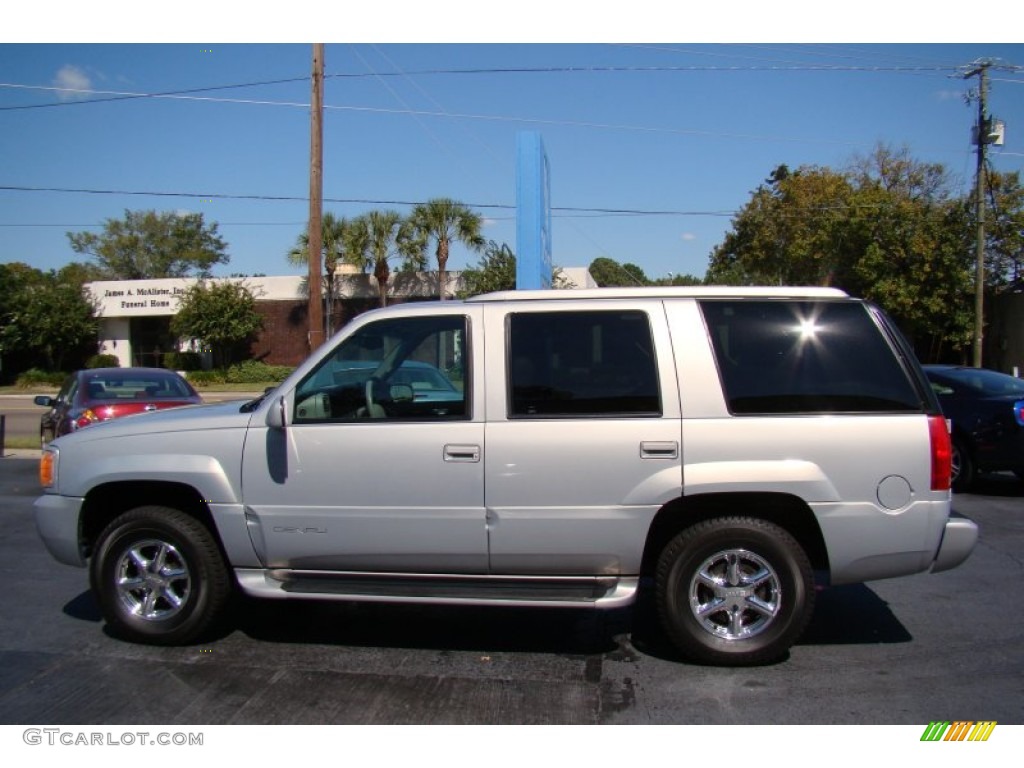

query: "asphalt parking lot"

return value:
[0, 453, 1021, 726]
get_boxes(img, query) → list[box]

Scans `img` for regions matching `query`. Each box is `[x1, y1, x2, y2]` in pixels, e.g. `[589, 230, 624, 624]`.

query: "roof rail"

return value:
[466, 286, 850, 303]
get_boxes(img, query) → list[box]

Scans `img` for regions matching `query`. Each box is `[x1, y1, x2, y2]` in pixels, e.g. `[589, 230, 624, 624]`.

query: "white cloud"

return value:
[52, 65, 91, 101]
[680, 233, 697, 242]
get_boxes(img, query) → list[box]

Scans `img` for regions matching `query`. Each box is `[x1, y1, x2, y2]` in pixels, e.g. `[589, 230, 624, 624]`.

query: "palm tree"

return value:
[287, 212, 352, 336]
[346, 210, 421, 308]
[408, 198, 486, 300]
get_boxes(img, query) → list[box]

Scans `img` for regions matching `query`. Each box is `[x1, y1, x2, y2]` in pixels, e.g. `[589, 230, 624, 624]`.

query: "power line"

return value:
[331, 64, 957, 75]
[0, 183, 974, 225]
[0, 183, 737, 216]
[0, 76, 308, 112]
[0, 221, 306, 228]
[0, 72, 990, 153]
[0, 62, 969, 112]
[0, 84, 910, 148]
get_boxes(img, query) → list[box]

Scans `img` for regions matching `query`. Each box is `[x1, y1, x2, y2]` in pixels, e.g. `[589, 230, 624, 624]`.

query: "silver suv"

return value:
[34, 287, 978, 666]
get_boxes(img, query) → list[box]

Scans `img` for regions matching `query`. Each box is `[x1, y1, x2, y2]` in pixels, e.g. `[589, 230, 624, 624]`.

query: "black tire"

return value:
[951, 438, 975, 493]
[89, 506, 231, 645]
[655, 517, 814, 666]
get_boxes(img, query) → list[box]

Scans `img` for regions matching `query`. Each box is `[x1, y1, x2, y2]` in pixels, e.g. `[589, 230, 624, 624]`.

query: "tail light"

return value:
[1014, 400, 1024, 427]
[72, 409, 100, 430]
[929, 415, 952, 491]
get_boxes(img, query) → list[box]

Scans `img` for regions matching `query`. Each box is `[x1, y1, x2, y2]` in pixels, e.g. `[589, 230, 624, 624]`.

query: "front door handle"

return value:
[444, 444, 481, 463]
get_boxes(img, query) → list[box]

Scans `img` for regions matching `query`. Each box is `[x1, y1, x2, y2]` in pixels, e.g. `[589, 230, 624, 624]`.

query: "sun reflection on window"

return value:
[798, 319, 820, 340]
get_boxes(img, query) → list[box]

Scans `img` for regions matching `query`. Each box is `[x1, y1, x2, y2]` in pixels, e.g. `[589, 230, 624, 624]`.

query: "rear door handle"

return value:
[444, 444, 481, 463]
[641, 441, 678, 459]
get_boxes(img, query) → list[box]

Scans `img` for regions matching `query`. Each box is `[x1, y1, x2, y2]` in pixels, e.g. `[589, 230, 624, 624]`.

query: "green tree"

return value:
[845, 146, 972, 357]
[346, 210, 420, 307]
[407, 198, 485, 300]
[459, 241, 575, 297]
[56, 260, 107, 286]
[287, 212, 354, 336]
[589, 257, 650, 287]
[170, 281, 263, 368]
[705, 146, 975, 359]
[459, 241, 517, 296]
[0, 263, 97, 373]
[68, 209, 229, 279]
[706, 164, 856, 286]
[980, 169, 1024, 287]
[652, 273, 705, 287]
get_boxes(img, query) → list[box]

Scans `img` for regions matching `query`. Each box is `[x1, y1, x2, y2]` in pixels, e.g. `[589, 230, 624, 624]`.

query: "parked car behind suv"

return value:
[34, 287, 977, 666]
[33, 367, 202, 448]
[923, 364, 1024, 491]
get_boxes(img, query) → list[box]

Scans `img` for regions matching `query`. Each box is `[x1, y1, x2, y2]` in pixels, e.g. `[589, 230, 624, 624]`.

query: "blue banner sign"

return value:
[516, 132, 552, 289]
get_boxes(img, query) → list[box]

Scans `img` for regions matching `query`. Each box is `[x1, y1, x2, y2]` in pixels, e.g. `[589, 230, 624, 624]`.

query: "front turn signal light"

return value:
[39, 450, 56, 489]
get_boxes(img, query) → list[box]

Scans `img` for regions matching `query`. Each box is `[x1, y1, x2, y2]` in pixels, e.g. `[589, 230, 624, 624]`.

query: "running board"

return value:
[234, 569, 638, 609]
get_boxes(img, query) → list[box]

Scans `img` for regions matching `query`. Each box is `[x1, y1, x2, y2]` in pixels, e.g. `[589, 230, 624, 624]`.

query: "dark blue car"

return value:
[924, 364, 1024, 491]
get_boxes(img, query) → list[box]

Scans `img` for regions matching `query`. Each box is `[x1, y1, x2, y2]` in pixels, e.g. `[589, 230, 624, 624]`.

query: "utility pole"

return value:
[965, 61, 990, 368]
[307, 43, 325, 352]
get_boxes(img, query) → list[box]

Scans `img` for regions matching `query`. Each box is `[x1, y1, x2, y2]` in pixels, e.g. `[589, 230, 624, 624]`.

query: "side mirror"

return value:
[265, 395, 287, 430]
[34, 395, 55, 408]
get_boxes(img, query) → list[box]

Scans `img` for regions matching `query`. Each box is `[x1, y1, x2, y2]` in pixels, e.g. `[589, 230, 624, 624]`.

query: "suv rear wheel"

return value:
[655, 517, 814, 666]
[90, 506, 231, 645]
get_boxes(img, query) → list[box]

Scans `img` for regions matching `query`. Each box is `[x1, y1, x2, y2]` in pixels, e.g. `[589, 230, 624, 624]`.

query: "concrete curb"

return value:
[2, 449, 40, 459]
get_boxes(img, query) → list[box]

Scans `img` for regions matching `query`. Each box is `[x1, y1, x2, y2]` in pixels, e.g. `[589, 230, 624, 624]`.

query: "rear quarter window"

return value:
[700, 300, 923, 414]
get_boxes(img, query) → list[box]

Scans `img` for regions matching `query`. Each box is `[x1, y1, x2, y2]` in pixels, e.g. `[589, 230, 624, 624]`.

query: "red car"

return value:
[34, 367, 203, 448]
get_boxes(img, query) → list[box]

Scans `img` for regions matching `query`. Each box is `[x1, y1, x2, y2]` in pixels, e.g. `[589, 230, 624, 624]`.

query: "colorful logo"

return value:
[921, 721, 997, 741]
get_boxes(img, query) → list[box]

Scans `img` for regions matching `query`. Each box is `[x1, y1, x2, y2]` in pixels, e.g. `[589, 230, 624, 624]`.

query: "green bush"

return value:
[185, 369, 226, 386]
[85, 354, 120, 369]
[186, 361, 293, 387]
[224, 360, 293, 384]
[16, 369, 67, 389]
[162, 351, 203, 371]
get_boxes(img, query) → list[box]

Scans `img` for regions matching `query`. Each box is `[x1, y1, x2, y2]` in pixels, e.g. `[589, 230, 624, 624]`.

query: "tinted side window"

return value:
[294, 315, 469, 423]
[700, 300, 922, 414]
[508, 310, 660, 418]
[56, 376, 76, 404]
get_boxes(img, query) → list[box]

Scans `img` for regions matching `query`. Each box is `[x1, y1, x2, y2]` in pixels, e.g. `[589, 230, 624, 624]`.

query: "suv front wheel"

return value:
[90, 506, 231, 645]
[656, 517, 814, 666]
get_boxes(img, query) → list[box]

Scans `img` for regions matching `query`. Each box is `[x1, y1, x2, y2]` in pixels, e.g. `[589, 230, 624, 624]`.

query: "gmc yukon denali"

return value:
[34, 287, 978, 665]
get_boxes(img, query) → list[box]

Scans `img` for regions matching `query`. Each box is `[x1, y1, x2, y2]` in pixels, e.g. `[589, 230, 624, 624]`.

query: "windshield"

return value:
[82, 371, 197, 400]
[934, 368, 1024, 397]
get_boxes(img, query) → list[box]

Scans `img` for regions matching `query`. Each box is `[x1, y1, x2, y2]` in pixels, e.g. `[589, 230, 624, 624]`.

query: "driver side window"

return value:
[293, 314, 469, 423]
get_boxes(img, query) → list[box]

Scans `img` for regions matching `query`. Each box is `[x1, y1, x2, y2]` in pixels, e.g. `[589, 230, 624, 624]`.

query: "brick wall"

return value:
[249, 298, 391, 366]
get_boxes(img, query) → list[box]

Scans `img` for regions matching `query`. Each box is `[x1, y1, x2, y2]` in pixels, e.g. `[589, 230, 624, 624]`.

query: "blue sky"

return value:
[2, 8, 1023, 283]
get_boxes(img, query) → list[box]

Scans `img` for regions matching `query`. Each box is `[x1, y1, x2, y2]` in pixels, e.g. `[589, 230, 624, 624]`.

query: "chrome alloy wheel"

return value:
[688, 548, 782, 640]
[115, 539, 192, 621]
[950, 444, 963, 483]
